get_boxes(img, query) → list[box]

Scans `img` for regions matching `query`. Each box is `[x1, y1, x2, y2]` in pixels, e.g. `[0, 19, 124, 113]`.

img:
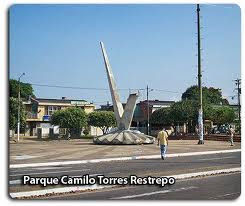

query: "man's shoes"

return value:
[161, 156, 165, 160]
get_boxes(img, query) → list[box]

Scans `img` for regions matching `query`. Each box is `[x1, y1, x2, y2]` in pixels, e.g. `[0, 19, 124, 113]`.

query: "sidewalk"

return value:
[9, 138, 241, 165]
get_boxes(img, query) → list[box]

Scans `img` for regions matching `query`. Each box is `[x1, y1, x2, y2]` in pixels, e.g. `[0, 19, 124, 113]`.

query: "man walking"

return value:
[157, 126, 174, 160]
[228, 125, 235, 146]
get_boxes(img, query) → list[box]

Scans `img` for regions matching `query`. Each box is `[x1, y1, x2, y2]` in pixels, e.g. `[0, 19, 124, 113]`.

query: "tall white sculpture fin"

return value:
[100, 42, 124, 127]
[94, 42, 155, 144]
[120, 93, 138, 130]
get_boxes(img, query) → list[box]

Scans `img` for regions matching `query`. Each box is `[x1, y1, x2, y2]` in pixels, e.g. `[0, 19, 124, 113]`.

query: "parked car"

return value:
[211, 127, 220, 134]
[219, 125, 230, 134]
[211, 125, 230, 134]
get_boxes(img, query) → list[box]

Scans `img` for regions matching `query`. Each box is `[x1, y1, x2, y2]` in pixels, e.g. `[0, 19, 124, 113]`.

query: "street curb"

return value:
[10, 184, 114, 199]
[10, 167, 241, 198]
[10, 149, 241, 169]
[165, 167, 241, 180]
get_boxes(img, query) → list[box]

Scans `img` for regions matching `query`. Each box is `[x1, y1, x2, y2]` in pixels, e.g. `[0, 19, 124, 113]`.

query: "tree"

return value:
[51, 107, 87, 137]
[9, 97, 26, 130]
[170, 100, 198, 124]
[150, 107, 172, 125]
[203, 103, 215, 121]
[181, 85, 229, 105]
[151, 100, 198, 126]
[88, 111, 116, 134]
[9, 79, 35, 100]
[150, 100, 215, 132]
[211, 106, 236, 126]
[151, 86, 235, 134]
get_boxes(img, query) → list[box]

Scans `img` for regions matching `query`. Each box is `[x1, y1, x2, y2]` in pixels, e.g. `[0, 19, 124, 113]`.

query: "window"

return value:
[47, 106, 61, 116]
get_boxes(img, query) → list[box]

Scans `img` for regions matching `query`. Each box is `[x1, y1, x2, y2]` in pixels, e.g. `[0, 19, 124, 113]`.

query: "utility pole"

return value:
[17, 72, 25, 142]
[197, 4, 204, 144]
[147, 85, 150, 135]
[234, 79, 241, 127]
[146, 86, 154, 135]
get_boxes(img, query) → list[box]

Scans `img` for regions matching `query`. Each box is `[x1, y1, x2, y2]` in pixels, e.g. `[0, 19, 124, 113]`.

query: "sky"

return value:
[9, 4, 241, 108]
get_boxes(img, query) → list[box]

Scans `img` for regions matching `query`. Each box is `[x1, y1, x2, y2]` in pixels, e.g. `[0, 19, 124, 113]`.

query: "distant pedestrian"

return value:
[195, 125, 199, 135]
[228, 125, 235, 146]
[157, 126, 174, 160]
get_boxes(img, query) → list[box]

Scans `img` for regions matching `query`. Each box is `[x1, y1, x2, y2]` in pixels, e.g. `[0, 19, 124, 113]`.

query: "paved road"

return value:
[10, 139, 241, 164]
[47, 173, 241, 200]
[9, 151, 241, 194]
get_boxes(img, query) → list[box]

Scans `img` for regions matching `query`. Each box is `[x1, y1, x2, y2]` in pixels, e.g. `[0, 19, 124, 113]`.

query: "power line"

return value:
[29, 83, 108, 90]
[26, 82, 236, 100]
[28, 83, 144, 91]
[153, 89, 182, 94]
[203, 4, 234, 9]
[28, 82, 181, 94]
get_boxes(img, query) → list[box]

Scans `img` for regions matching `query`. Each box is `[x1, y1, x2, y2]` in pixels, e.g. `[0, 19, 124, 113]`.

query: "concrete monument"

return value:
[93, 42, 155, 144]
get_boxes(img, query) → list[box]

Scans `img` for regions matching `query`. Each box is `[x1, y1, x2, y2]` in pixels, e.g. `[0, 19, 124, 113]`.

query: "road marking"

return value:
[208, 192, 240, 199]
[108, 172, 120, 175]
[32, 166, 71, 170]
[10, 168, 90, 177]
[11, 155, 41, 160]
[199, 156, 236, 161]
[9, 179, 21, 185]
[72, 173, 103, 178]
[11, 166, 72, 174]
[9, 167, 241, 198]
[111, 186, 198, 199]
[9, 173, 118, 186]
[72, 172, 119, 177]
[164, 167, 241, 180]
[10, 149, 241, 169]
[10, 184, 115, 198]
[9, 172, 98, 186]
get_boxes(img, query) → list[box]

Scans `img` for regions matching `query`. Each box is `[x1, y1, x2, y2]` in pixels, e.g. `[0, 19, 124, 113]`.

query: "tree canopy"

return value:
[51, 107, 87, 135]
[170, 100, 198, 124]
[9, 79, 35, 100]
[151, 99, 235, 127]
[181, 85, 229, 105]
[88, 111, 116, 134]
[211, 106, 236, 125]
[9, 97, 26, 130]
[150, 107, 172, 125]
[151, 100, 198, 125]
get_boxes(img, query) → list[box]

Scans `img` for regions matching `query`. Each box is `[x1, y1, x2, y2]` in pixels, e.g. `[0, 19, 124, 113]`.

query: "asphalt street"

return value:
[9, 151, 241, 198]
[47, 172, 241, 200]
[9, 151, 241, 184]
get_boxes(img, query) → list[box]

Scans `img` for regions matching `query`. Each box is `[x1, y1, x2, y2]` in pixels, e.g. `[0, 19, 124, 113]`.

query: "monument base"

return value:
[93, 130, 155, 145]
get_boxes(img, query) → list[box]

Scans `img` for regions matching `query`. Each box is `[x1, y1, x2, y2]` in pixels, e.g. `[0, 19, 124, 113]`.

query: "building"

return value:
[98, 102, 126, 111]
[23, 97, 95, 136]
[133, 100, 175, 127]
[99, 99, 175, 132]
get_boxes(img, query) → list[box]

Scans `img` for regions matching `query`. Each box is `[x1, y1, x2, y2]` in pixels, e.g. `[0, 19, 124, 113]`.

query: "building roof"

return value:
[139, 100, 175, 105]
[23, 97, 94, 106]
[36, 98, 88, 103]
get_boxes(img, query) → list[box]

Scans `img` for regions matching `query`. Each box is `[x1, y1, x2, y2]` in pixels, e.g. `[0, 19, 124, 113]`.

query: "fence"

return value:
[168, 134, 241, 142]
